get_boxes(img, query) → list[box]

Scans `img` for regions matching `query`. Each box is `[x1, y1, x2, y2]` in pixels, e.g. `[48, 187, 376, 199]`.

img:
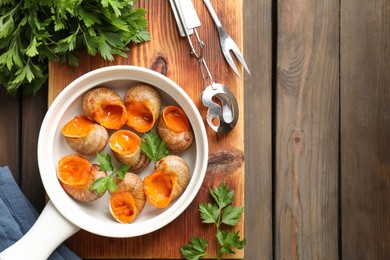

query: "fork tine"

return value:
[230, 45, 250, 74]
[221, 35, 250, 76]
[222, 48, 241, 77]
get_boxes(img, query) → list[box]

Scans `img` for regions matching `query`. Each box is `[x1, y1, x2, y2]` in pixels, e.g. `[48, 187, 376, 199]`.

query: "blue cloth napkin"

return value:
[0, 166, 81, 260]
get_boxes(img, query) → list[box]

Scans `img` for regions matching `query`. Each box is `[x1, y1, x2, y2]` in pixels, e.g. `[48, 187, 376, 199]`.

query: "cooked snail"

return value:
[157, 105, 194, 153]
[109, 130, 151, 171]
[61, 115, 108, 156]
[109, 173, 146, 224]
[57, 154, 107, 202]
[125, 84, 162, 133]
[143, 155, 190, 208]
[83, 87, 127, 130]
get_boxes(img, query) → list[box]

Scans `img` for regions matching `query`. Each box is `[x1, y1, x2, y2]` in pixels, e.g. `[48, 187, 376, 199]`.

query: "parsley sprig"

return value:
[90, 152, 130, 195]
[141, 130, 169, 163]
[0, 0, 150, 95]
[180, 183, 246, 260]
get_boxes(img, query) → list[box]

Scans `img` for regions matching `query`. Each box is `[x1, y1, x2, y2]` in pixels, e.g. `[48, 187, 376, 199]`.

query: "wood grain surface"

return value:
[48, 0, 245, 258]
[20, 88, 48, 211]
[341, 0, 390, 259]
[0, 89, 20, 181]
[275, 0, 339, 259]
[2, 0, 390, 259]
[243, 0, 273, 259]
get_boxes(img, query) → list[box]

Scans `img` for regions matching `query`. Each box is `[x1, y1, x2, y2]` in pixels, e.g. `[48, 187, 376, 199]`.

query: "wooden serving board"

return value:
[48, 0, 245, 258]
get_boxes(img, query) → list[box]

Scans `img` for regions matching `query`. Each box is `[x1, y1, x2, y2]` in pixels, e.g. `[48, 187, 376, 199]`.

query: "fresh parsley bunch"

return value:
[0, 0, 150, 95]
[181, 183, 246, 260]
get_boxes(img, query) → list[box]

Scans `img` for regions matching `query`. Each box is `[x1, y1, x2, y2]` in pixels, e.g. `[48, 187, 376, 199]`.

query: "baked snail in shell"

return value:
[157, 105, 194, 153]
[83, 87, 127, 130]
[109, 173, 146, 224]
[125, 84, 162, 133]
[62, 115, 109, 156]
[57, 154, 107, 202]
[143, 155, 190, 208]
[109, 130, 151, 171]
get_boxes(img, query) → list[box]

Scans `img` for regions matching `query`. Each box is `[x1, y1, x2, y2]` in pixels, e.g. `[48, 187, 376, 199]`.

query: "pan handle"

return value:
[0, 200, 80, 260]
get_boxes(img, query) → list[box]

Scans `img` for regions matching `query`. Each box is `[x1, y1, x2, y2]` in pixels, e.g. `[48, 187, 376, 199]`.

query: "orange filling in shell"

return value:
[143, 167, 177, 208]
[126, 100, 154, 132]
[109, 130, 140, 155]
[94, 101, 127, 130]
[163, 106, 190, 133]
[110, 192, 138, 223]
[57, 154, 92, 186]
[61, 115, 95, 138]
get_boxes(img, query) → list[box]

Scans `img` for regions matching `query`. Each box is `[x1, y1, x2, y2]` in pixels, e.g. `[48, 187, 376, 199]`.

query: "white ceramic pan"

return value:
[0, 66, 208, 260]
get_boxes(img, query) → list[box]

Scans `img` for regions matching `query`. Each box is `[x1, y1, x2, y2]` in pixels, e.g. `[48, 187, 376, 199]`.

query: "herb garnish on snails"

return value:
[57, 154, 107, 202]
[109, 173, 146, 224]
[141, 131, 191, 208]
[109, 130, 150, 171]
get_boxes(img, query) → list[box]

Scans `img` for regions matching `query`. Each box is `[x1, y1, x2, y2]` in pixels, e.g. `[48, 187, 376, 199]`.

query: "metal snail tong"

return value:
[169, 0, 239, 133]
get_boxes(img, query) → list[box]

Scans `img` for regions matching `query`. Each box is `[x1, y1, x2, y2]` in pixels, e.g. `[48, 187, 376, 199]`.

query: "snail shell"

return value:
[57, 154, 107, 202]
[110, 173, 146, 224]
[143, 155, 190, 208]
[157, 105, 194, 153]
[83, 87, 127, 130]
[125, 84, 162, 133]
[62, 115, 108, 156]
[109, 130, 151, 171]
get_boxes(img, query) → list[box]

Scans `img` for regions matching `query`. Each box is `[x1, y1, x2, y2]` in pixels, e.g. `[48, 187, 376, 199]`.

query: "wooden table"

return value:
[1, 0, 390, 259]
[49, 0, 245, 258]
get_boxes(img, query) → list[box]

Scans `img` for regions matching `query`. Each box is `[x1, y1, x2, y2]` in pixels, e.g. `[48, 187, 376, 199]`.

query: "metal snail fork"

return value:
[202, 0, 250, 77]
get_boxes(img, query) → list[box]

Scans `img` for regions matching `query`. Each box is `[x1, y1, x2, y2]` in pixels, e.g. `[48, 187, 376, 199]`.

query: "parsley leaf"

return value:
[141, 130, 169, 163]
[210, 182, 234, 209]
[106, 175, 118, 193]
[216, 230, 247, 254]
[91, 175, 118, 196]
[221, 205, 243, 226]
[180, 237, 208, 260]
[199, 203, 220, 224]
[116, 164, 130, 179]
[97, 152, 114, 172]
[90, 177, 109, 196]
